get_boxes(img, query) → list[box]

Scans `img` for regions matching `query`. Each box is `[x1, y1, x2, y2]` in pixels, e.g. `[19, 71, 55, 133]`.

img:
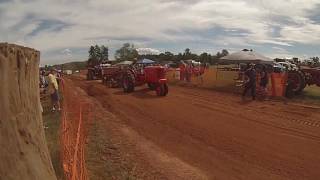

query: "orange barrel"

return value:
[271, 73, 288, 97]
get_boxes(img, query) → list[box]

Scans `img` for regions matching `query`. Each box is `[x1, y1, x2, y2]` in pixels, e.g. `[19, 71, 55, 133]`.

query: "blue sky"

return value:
[1, 0, 320, 65]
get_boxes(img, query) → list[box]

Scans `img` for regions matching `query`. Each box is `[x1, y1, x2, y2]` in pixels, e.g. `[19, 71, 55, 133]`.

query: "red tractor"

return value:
[301, 67, 320, 87]
[87, 65, 102, 80]
[286, 66, 320, 95]
[272, 62, 320, 97]
[87, 58, 111, 80]
[101, 66, 125, 88]
[122, 65, 168, 96]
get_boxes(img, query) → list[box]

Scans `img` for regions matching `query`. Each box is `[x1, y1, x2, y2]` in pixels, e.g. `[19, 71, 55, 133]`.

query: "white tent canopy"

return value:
[220, 49, 274, 64]
[115, 60, 133, 66]
[137, 58, 155, 64]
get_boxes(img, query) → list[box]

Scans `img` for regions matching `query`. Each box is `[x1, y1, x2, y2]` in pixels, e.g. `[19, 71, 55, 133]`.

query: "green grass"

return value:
[304, 86, 320, 98]
[85, 117, 138, 180]
[171, 66, 320, 104]
[294, 86, 320, 104]
[41, 96, 64, 180]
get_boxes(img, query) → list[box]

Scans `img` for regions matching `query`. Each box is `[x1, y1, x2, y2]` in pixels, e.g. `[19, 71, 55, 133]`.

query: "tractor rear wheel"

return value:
[162, 83, 168, 96]
[287, 70, 306, 94]
[285, 80, 295, 98]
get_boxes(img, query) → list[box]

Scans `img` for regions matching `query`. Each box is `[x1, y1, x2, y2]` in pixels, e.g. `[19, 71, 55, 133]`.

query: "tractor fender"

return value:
[159, 79, 167, 84]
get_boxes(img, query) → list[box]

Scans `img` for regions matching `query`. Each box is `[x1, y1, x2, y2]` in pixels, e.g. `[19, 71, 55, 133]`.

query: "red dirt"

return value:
[69, 75, 320, 180]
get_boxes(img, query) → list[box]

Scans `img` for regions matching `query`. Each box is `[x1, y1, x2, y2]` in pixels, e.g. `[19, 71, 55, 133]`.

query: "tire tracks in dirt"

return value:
[69, 77, 209, 179]
[69, 75, 320, 180]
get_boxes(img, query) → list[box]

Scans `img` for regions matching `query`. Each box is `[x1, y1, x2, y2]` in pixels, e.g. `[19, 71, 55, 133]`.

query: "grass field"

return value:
[304, 86, 320, 98]
[85, 117, 138, 180]
[41, 95, 64, 180]
[167, 66, 320, 103]
[295, 86, 320, 104]
[167, 66, 241, 93]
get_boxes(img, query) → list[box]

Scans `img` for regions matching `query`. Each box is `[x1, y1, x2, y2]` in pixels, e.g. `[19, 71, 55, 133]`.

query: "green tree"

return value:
[183, 48, 192, 60]
[182, 48, 199, 60]
[216, 51, 222, 58]
[312, 57, 319, 63]
[165, 51, 174, 58]
[101, 45, 109, 61]
[94, 45, 102, 61]
[199, 52, 209, 63]
[216, 49, 229, 59]
[115, 43, 138, 61]
[88, 46, 95, 59]
[221, 49, 229, 57]
[173, 53, 183, 62]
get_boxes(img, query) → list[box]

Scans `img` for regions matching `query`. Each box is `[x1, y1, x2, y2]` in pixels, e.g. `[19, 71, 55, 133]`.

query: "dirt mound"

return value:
[0, 43, 56, 180]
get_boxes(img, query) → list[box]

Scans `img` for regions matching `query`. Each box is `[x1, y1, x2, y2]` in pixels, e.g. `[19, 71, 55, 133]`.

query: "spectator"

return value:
[242, 63, 256, 100]
[260, 65, 269, 99]
[186, 63, 193, 82]
[39, 70, 47, 87]
[179, 62, 186, 81]
[48, 69, 61, 112]
[56, 70, 62, 85]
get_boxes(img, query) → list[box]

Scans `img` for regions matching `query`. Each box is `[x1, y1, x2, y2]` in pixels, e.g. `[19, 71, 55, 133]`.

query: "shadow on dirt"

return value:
[237, 99, 254, 105]
[113, 88, 163, 99]
[113, 91, 126, 95]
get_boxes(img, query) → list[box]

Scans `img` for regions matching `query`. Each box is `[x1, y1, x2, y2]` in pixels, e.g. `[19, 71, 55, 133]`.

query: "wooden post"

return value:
[0, 43, 57, 180]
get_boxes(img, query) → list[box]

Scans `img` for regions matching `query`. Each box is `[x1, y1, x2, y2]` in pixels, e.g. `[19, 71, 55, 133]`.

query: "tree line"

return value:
[88, 44, 109, 60]
[89, 43, 229, 65]
[310, 57, 320, 66]
[139, 48, 229, 65]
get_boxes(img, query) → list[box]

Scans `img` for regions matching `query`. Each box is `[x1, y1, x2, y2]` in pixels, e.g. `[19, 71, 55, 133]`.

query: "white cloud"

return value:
[136, 48, 161, 55]
[280, 23, 320, 44]
[255, 39, 293, 47]
[62, 48, 72, 56]
[1, 0, 320, 63]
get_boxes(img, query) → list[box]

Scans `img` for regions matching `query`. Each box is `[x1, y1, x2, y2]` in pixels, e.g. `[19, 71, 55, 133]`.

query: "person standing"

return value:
[186, 63, 193, 82]
[260, 65, 269, 99]
[179, 62, 186, 81]
[48, 69, 61, 111]
[242, 63, 256, 100]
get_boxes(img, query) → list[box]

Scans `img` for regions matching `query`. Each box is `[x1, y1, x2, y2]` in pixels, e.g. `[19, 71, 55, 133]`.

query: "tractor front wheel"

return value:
[147, 83, 156, 90]
[123, 76, 134, 93]
[87, 70, 94, 80]
[102, 76, 107, 85]
[108, 77, 117, 88]
[156, 83, 168, 96]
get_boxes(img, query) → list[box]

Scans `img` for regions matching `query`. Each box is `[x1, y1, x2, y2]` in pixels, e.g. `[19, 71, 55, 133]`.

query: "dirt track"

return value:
[69, 75, 320, 180]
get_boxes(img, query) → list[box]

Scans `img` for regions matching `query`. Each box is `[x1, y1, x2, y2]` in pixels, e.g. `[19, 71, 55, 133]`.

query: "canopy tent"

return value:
[137, 58, 155, 64]
[115, 60, 133, 66]
[184, 59, 196, 63]
[220, 49, 274, 64]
